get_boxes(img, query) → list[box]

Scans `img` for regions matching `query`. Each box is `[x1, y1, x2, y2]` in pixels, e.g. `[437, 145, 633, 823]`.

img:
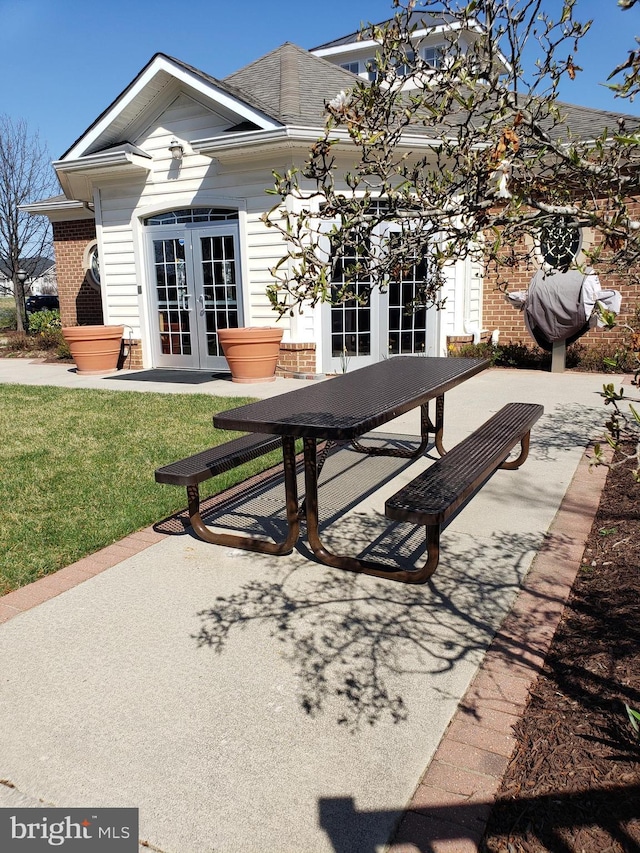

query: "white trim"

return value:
[54, 150, 151, 173]
[311, 22, 465, 58]
[236, 207, 252, 326]
[135, 194, 247, 222]
[21, 198, 91, 215]
[93, 187, 110, 325]
[131, 214, 152, 368]
[63, 55, 281, 162]
[54, 151, 153, 202]
[192, 125, 444, 158]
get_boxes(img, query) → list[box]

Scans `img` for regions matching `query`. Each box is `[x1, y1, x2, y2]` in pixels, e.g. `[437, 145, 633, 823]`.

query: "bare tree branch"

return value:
[0, 115, 59, 331]
[263, 0, 640, 317]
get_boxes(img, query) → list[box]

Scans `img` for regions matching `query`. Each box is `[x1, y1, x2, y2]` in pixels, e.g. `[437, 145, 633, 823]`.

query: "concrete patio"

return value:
[0, 358, 618, 852]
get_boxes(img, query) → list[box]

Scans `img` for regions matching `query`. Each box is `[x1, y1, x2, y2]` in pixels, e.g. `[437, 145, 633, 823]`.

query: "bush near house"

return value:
[449, 337, 640, 373]
[0, 308, 71, 360]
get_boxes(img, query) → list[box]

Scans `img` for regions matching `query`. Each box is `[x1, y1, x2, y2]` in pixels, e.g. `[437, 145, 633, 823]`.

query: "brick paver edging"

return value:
[390, 445, 609, 853]
[0, 528, 166, 624]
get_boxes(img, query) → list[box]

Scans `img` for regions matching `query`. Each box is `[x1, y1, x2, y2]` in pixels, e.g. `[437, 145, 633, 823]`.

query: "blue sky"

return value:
[1, 0, 638, 160]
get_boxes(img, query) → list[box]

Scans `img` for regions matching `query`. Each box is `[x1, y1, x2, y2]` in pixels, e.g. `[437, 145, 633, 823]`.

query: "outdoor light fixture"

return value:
[16, 268, 28, 285]
[168, 138, 184, 161]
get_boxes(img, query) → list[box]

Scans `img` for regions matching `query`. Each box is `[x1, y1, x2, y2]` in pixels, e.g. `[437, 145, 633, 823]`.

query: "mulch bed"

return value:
[481, 445, 640, 853]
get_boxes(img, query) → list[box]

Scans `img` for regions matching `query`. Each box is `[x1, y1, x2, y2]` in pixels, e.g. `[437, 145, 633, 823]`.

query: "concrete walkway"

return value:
[0, 358, 619, 852]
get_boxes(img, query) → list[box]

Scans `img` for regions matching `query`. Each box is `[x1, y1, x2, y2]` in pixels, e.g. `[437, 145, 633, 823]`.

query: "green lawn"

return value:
[0, 384, 280, 594]
[0, 296, 16, 329]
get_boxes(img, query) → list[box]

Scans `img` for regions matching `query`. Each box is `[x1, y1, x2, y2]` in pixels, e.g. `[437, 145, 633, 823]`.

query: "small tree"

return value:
[264, 0, 640, 317]
[0, 115, 59, 332]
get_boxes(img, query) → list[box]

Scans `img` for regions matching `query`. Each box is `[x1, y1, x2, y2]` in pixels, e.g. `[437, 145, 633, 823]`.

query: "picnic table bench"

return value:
[154, 432, 301, 554]
[385, 402, 543, 581]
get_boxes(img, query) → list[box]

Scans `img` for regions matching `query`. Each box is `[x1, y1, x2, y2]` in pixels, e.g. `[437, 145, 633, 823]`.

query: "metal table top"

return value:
[214, 356, 489, 441]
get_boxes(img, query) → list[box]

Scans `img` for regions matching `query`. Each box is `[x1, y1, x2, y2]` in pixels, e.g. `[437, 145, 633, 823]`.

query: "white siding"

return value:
[94, 92, 304, 353]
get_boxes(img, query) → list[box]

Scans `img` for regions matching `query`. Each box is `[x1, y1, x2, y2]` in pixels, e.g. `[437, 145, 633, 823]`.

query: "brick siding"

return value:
[276, 341, 320, 378]
[483, 199, 640, 348]
[52, 220, 101, 327]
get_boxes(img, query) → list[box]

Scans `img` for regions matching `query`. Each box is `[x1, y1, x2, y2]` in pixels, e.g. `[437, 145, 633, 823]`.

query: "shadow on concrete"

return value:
[178, 428, 591, 730]
[317, 785, 640, 852]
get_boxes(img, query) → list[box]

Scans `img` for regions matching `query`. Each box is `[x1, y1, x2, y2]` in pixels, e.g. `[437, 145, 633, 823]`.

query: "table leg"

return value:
[433, 394, 446, 456]
[349, 398, 447, 459]
[303, 436, 440, 583]
[188, 435, 300, 555]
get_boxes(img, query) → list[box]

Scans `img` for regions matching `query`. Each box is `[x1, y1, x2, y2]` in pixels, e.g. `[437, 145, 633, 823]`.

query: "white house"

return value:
[25, 12, 637, 375]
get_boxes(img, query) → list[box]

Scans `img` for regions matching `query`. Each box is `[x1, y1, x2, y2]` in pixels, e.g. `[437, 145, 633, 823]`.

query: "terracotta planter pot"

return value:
[62, 325, 124, 375]
[217, 326, 283, 383]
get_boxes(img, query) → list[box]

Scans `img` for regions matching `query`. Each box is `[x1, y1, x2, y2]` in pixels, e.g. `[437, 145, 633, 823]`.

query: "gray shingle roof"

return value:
[554, 100, 639, 139]
[223, 42, 638, 141]
[0, 257, 54, 279]
[224, 42, 358, 125]
[163, 53, 282, 124]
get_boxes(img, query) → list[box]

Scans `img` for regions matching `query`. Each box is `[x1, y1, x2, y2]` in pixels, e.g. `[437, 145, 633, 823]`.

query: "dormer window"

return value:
[340, 61, 360, 74]
[395, 51, 415, 77]
[423, 45, 445, 69]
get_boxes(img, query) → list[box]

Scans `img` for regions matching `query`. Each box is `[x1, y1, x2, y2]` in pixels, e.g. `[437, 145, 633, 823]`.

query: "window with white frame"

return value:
[423, 45, 445, 69]
[365, 58, 378, 81]
[340, 61, 360, 74]
[386, 232, 430, 355]
[144, 208, 239, 226]
[83, 240, 100, 290]
[330, 231, 373, 358]
[395, 50, 415, 77]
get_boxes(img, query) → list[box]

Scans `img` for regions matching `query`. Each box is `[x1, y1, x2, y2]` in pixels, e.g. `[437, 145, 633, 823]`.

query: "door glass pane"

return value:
[387, 234, 431, 356]
[154, 238, 192, 356]
[330, 237, 371, 357]
[200, 235, 239, 357]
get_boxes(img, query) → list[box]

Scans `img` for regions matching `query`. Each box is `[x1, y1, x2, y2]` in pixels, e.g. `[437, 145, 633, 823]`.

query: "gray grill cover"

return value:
[525, 269, 589, 350]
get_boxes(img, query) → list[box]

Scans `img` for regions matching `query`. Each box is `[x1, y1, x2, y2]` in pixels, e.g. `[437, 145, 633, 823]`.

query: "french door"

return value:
[147, 225, 242, 370]
[322, 225, 439, 373]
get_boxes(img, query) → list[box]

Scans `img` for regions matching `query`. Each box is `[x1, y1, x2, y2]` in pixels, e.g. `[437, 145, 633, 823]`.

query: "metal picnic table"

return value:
[213, 356, 489, 580]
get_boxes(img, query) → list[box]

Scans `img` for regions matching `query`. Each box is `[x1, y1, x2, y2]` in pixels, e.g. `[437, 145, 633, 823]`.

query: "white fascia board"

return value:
[192, 126, 330, 155]
[63, 55, 280, 162]
[21, 198, 94, 221]
[193, 125, 444, 160]
[53, 150, 151, 173]
[21, 198, 86, 213]
[54, 152, 153, 202]
[312, 23, 464, 58]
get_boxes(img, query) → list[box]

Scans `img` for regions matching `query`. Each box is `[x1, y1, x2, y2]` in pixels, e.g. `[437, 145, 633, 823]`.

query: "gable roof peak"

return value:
[224, 41, 357, 125]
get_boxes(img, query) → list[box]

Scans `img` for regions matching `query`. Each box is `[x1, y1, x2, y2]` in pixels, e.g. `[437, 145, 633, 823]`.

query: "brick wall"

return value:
[119, 338, 144, 371]
[276, 341, 320, 378]
[482, 201, 640, 348]
[52, 219, 101, 327]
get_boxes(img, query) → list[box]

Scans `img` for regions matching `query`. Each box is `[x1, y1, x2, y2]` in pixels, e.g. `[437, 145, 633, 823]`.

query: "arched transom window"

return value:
[144, 208, 239, 226]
